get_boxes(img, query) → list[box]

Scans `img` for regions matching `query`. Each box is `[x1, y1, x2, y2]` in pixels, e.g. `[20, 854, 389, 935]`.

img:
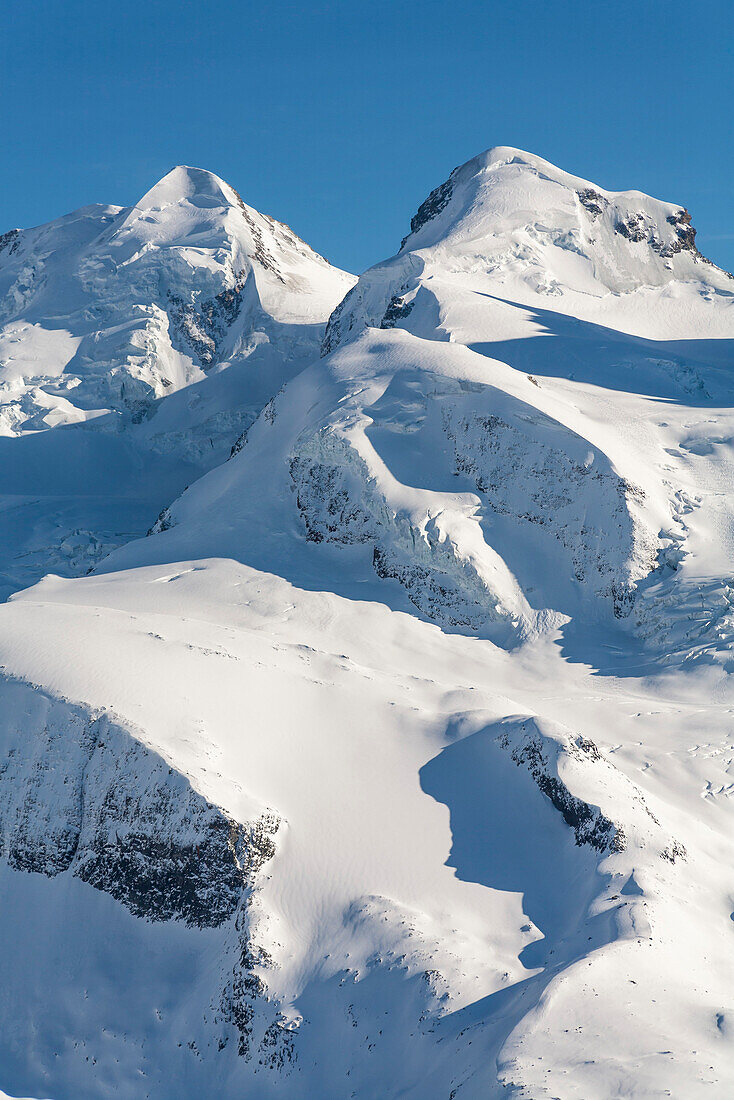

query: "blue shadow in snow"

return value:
[470, 293, 734, 405]
[420, 721, 610, 969]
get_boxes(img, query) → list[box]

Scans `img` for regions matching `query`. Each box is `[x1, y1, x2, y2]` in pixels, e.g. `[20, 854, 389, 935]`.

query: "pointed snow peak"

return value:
[135, 165, 239, 212]
[105, 163, 354, 326]
[126, 165, 327, 267]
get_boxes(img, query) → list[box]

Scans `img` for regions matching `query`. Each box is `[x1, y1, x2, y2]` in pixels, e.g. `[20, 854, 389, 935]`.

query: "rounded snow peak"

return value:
[136, 165, 238, 212]
[463, 145, 542, 171]
[456, 146, 615, 196]
[398, 145, 574, 252]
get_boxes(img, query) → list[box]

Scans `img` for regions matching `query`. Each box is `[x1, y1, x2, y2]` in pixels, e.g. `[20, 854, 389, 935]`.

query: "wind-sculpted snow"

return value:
[1, 148, 734, 1098]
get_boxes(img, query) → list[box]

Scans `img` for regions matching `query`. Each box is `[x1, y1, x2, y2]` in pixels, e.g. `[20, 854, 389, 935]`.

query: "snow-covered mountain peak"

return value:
[134, 164, 238, 210]
[0, 167, 354, 594]
[324, 146, 732, 360]
[2, 148, 734, 1100]
[104, 164, 348, 309]
[399, 144, 725, 286]
[107, 165, 239, 256]
[0, 166, 355, 445]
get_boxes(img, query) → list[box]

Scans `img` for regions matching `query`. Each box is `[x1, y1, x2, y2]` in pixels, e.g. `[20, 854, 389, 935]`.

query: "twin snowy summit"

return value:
[0, 148, 732, 1099]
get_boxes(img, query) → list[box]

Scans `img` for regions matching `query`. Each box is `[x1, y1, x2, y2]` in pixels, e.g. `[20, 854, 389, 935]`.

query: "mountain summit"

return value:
[0, 165, 354, 433]
[325, 145, 732, 355]
[134, 164, 239, 207]
[399, 145, 711, 274]
[0, 167, 354, 594]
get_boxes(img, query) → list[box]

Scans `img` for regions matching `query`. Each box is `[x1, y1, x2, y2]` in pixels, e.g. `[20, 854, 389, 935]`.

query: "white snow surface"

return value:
[0, 148, 733, 1099]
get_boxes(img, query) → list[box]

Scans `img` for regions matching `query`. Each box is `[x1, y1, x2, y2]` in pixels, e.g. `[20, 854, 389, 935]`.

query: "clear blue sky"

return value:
[3, 0, 733, 275]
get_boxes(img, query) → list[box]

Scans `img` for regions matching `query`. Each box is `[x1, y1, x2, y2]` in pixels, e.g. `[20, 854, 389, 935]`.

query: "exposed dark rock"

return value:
[168, 272, 247, 368]
[74, 813, 277, 928]
[262, 396, 277, 425]
[611, 579, 636, 619]
[499, 724, 625, 853]
[218, 841, 291, 1065]
[258, 1017, 296, 1070]
[322, 283, 361, 356]
[75, 822, 237, 926]
[612, 205, 727, 271]
[168, 292, 216, 364]
[0, 704, 280, 928]
[442, 407, 649, 617]
[229, 188, 286, 283]
[661, 839, 687, 863]
[289, 454, 373, 544]
[229, 427, 249, 458]
[1, 712, 99, 875]
[380, 294, 415, 329]
[229, 393, 278, 459]
[575, 736, 602, 762]
[373, 546, 486, 630]
[0, 228, 21, 257]
[0, 688, 289, 1064]
[615, 212, 648, 244]
[221, 926, 269, 1059]
[401, 175, 455, 250]
[665, 209, 697, 252]
[147, 505, 174, 535]
[577, 189, 606, 219]
[290, 442, 499, 633]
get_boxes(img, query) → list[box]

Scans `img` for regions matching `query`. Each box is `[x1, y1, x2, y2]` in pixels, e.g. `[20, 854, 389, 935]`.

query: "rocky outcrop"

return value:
[168, 272, 247, 367]
[499, 723, 625, 853]
[321, 255, 423, 355]
[0, 677, 301, 1074]
[577, 187, 717, 267]
[380, 293, 415, 329]
[147, 505, 175, 535]
[0, 228, 21, 256]
[321, 282, 363, 355]
[400, 174, 456, 250]
[577, 188, 605, 219]
[0, 683, 280, 929]
[496, 716, 686, 866]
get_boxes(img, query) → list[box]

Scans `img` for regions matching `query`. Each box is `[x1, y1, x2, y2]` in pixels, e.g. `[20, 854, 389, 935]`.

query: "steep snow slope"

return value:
[0, 149, 733, 1099]
[0, 168, 354, 596]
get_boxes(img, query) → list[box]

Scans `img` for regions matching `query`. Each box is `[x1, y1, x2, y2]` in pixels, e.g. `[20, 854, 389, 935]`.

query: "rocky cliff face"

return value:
[0, 675, 291, 1077]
